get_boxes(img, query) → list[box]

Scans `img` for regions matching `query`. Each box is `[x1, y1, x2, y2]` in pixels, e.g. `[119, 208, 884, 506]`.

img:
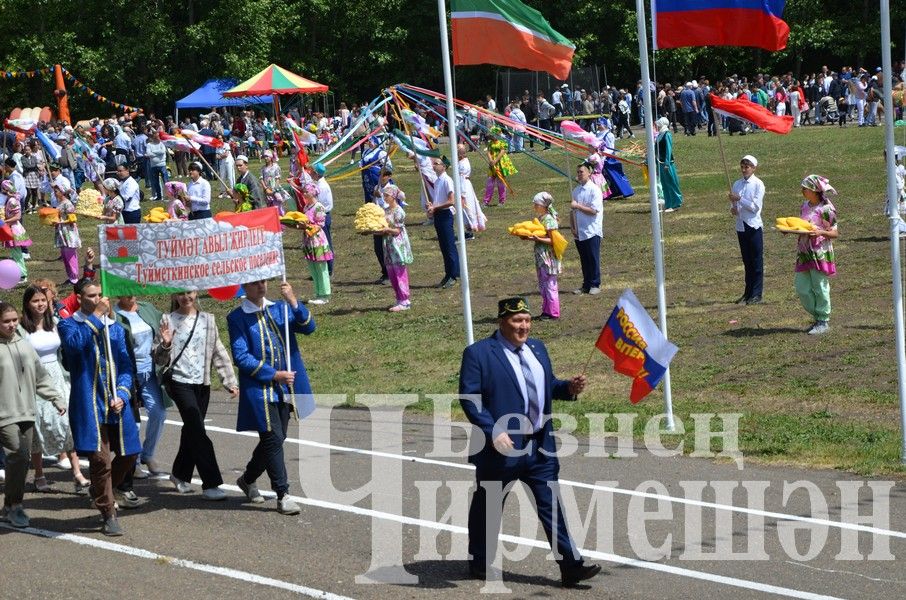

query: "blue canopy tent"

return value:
[174, 79, 272, 122]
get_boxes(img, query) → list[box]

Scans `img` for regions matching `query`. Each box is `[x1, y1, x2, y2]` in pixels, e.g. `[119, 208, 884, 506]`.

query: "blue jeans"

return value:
[575, 235, 601, 291]
[148, 164, 168, 200]
[137, 370, 167, 464]
[433, 208, 460, 280]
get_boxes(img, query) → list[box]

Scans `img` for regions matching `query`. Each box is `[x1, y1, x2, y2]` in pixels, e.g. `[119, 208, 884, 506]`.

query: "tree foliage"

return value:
[0, 0, 901, 118]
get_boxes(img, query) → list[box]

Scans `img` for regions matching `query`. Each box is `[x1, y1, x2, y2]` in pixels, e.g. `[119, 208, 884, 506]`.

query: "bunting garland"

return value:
[0, 65, 141, 112]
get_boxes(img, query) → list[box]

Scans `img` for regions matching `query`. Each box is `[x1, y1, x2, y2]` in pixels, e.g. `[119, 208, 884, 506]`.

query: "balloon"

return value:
[0, 259, 22, 289]
[208, 285, 241, 301]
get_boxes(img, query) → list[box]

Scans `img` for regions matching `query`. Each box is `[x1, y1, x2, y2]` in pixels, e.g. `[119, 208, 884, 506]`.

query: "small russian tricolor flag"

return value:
[653, 0, 790, 52]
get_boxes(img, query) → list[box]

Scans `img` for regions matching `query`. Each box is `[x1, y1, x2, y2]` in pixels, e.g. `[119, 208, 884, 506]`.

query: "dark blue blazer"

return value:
[458, 332, 576, 471]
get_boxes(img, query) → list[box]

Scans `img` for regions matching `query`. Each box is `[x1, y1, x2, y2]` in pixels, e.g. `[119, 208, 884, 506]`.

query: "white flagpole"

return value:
[880, 0, 906, 464]
[636, 0, 675, 430]
[437, 0, 475, 346]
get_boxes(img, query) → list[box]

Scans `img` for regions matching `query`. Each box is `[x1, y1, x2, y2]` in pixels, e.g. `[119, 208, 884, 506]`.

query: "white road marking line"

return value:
[1, 522, 355, 600]
[154, 417, 906, 540]
[213, 482, 845, 600]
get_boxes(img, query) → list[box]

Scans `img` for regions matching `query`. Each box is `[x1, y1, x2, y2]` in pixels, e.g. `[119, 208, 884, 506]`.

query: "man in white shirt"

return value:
[428, 157, 459, 288]
[508, 102, 526, 152]
[185, 161, 212, 220]
[116, 164, 142, 224]
[571, 162, 604, 295]
[728, 155, 765, 305]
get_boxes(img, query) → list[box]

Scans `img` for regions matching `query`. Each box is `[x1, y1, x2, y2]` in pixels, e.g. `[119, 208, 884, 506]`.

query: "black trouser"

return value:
[374, 233, 387, 279]
[168, 381, 223, 489]
[539, 119, 553, 148]
[575, 235, 601, 291]
[243, 401, 290, 499]
[737, 224, 764, 301]
[683, 111, 697, 135]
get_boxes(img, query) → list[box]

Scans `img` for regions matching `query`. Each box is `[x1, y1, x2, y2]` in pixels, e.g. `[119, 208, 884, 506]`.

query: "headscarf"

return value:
[102, 177, 119, 192]
[801, 174, 837, 198]
[164, 180, 187, 199]
[382, 183, 402, 202]
[532, 191, 558, 219]
[302, 182, 320, 198]
[1, 179, 17, 198]
[656, 117, 670, 133]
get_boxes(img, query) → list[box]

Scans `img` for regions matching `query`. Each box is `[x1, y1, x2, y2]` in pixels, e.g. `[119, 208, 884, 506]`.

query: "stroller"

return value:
[817, 96, 839, 123]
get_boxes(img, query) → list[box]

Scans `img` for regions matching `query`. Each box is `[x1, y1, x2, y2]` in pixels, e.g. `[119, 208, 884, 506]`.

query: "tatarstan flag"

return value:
[451, 0, 575, 80]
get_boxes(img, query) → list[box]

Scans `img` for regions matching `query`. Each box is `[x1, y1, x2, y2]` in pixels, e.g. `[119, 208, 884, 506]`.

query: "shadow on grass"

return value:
[325, 306, 389, 317]
[722, 326, 804, 337]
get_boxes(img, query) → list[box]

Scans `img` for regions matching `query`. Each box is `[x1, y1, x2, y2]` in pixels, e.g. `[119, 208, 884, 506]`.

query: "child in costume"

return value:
[791, 175, 839, 335]
[484, 126, 517, 206]
[530, 192, 562, 320]
[261, 150, 287, 215]
[380, 184, 413, 312]
[164, 181, 189, 221]
[0, 181, 32, 281]
[300, 183, 333, 304]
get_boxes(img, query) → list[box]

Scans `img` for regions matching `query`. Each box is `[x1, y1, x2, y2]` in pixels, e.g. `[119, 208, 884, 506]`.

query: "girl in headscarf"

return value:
[261, 150, 287, 215]
[457, 143, 487, 235]
[98, 178, 124, 225]
[597, 120, 634, 199]
[379, 184, 413, 312]
[300, 183, 333, 304]
[1, 180, 32, 282]
[484, 126, 517, 206]
[164, 181, 189, 221]
[656, 117, 683, 212]
[530, 192, 562, 320]
[232, 183, 255, 213]
[793, 175, 839, 335]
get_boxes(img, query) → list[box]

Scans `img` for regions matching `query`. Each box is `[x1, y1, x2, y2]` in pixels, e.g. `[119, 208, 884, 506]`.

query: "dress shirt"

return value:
[731, 174, 765, 231]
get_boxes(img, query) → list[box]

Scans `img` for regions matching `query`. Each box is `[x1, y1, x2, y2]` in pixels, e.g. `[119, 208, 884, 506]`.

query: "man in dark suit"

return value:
[458, 297, 601, 587]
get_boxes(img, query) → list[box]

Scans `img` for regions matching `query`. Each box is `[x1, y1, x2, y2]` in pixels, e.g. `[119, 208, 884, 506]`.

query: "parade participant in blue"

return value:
[655, 117, 683, 212]
[359, 135, 390, 204]
[228, 279, 315, 516]
[458, 297, 601, 587]
[58, 279, 139, 537]
[596, 120, 634, 199]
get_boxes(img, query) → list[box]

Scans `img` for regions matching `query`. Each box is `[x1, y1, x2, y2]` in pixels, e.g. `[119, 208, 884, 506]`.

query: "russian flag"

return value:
[653, 0, 790, 52]
[594, 289, 679, 403]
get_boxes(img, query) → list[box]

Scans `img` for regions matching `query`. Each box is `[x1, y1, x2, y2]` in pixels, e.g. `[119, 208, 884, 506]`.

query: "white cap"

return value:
[741, 154, 758, 167]
[235, 154, 249, 163]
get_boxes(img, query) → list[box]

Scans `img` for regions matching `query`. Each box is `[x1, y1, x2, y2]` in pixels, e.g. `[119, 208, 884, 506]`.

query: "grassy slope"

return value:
[5, 124, 905, 475]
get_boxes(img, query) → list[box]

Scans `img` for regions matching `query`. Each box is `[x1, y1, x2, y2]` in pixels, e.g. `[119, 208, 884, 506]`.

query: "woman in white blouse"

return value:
[19, 285, 90, 493]
[180, 162, 212, 220]
[154, 291, 238, 500]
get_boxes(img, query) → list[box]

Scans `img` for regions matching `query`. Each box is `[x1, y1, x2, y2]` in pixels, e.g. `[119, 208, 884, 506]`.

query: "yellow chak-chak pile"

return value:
[354, 203, 389, 233]
[143, 207, 171, 223]
[75, 188, 104, 218]
[507, 218, 546, 237]
[776, 217, 816, 232]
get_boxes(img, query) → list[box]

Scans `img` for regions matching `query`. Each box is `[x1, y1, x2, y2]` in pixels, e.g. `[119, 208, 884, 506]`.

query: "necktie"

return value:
[517, 347, 540, 430]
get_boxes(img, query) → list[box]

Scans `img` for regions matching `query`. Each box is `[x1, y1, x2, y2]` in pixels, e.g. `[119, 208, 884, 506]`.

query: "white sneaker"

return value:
[309, 298, 328, 305]
[133, 465, 150, 479]
[0, 468, 5, 484]
[278, 496, 301, 515]
[202, 487, 227, 501]
[588, 287, 601, 295]
[169, 475, 193, 494]
[807, 321, 830, 335]
[55, 458, 72, 470]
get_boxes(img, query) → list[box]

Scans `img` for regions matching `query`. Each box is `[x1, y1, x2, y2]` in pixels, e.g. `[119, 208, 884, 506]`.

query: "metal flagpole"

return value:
[636, 0, 675, 430]
[437, 0, 474, 345]
[880, 0, 906, 464]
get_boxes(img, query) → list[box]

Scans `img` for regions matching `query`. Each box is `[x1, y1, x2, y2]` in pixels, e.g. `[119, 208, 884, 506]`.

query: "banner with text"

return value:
[99, 207, 284, 297]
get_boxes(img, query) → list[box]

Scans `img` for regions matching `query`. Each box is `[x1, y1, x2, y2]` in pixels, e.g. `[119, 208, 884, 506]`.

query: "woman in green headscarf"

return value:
[655, 117, 683, 212]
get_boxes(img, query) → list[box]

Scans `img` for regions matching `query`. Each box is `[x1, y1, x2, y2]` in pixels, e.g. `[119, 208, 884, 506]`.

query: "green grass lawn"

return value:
[5, 124, 906, 475]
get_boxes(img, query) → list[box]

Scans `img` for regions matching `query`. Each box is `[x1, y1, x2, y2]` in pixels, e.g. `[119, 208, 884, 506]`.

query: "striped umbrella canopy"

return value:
[223, 64, 328, 97]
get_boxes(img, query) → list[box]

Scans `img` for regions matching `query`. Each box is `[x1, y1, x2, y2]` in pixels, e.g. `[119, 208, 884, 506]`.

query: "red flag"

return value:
[709, 94, 793, 134]
[291, 128, 309, 169]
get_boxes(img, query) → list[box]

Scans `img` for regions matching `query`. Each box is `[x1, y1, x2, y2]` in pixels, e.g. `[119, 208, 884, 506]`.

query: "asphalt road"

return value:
[2, 394, 905, 600]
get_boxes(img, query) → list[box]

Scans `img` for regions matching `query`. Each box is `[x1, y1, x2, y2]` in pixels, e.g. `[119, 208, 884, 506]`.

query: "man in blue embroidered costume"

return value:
[59, 279, 138, 537]
[228, 280, 315, 515]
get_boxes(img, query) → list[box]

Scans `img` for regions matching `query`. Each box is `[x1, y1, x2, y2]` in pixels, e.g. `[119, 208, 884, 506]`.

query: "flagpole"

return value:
[636, 0, 675, 431]
[880, 0, 906, 464]
[437, 0, 474, 346]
